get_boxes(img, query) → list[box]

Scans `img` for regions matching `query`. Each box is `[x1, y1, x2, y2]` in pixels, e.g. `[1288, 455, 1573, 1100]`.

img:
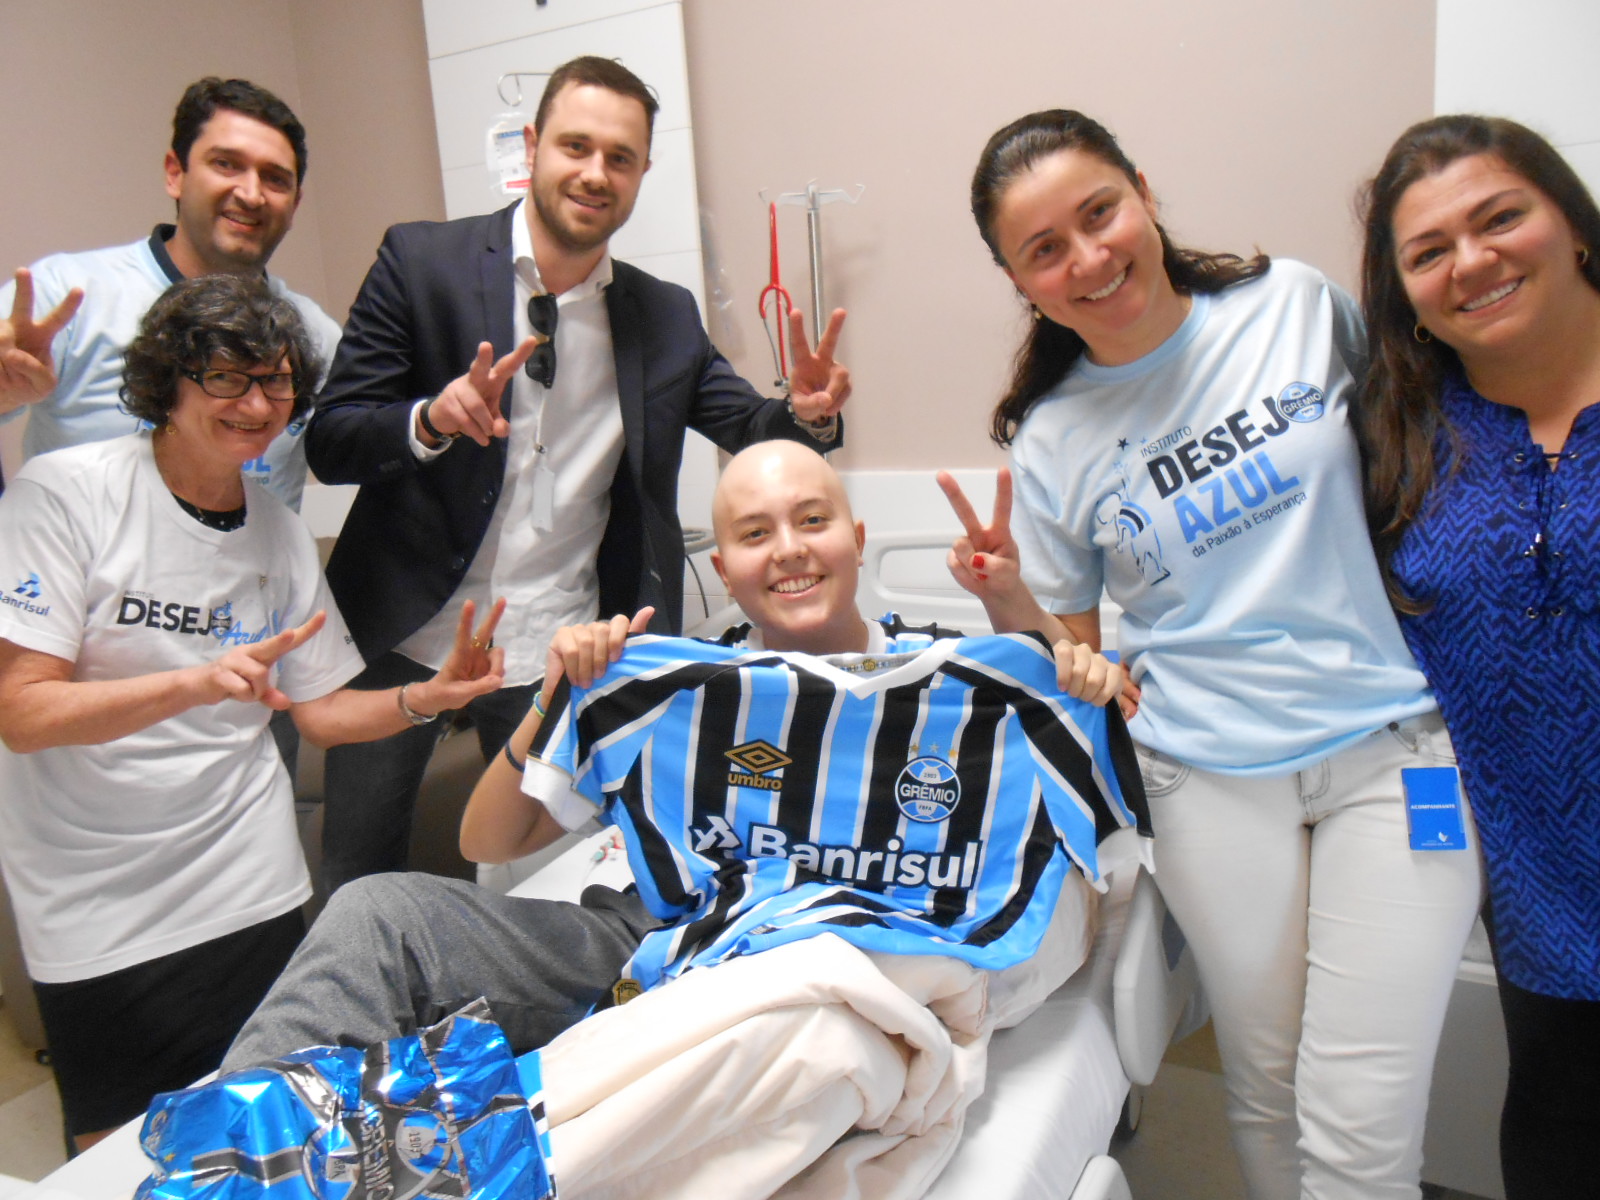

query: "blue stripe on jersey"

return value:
[527, 617, 1147, 991]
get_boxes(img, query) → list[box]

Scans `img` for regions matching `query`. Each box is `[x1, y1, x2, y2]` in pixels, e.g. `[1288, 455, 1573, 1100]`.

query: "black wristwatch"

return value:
[418, 396, 460, 444]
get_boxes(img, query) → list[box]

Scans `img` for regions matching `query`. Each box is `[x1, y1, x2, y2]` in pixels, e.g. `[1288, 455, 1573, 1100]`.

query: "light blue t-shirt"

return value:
[1010, 260, 1433, 774]
[0, 230, 341, 510]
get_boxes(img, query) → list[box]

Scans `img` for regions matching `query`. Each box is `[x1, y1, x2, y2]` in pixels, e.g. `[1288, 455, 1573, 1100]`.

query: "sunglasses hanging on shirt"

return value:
[525, 293, 558, 387]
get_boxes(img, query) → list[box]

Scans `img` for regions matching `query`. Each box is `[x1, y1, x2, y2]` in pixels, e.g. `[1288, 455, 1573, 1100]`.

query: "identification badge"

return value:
[531, 454, 555, 531]
[1401, 766, 1467, 851]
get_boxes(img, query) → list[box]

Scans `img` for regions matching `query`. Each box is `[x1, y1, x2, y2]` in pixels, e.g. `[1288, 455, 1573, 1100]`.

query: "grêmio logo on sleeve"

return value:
[116, 592, 282, 644]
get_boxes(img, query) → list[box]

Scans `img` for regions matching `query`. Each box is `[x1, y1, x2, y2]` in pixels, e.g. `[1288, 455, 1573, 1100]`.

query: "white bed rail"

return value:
[1112, 868, 1205, 1087]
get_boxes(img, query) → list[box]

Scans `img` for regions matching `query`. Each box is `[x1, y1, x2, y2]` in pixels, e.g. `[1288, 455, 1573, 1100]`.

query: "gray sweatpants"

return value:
[222, 873, 659, 1071]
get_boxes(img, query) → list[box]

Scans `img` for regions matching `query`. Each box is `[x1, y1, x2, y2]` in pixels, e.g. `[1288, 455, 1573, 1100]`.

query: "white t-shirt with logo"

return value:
[0, 435, 364, 982]
[1011, 260, 1432, 773]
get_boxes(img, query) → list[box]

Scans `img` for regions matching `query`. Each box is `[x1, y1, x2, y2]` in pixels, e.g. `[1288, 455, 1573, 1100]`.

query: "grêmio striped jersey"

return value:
[525, 615, 1149, 991]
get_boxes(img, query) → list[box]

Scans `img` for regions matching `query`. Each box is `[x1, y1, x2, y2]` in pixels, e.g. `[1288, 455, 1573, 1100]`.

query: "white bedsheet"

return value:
[928, 867, 1133, 1200]
[508, 829, 1128, 1200]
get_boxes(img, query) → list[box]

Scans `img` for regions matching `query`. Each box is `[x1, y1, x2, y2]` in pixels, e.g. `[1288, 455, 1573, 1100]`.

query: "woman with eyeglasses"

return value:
[1355, 115, 1600, 1199]
[0, 273, 505, 1150]
[959, 110, 1483, 1199]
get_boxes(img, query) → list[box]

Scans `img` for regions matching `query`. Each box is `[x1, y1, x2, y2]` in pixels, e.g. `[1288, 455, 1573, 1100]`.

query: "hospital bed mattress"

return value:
[925, 864, 1136, 1200]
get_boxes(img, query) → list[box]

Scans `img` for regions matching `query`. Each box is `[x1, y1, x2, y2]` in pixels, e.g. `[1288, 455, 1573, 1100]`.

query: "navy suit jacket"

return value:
[306, 203, 838, 662]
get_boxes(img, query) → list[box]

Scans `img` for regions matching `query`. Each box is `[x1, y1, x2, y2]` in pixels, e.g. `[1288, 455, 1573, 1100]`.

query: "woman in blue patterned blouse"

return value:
[1357, 115, 1600, 1199]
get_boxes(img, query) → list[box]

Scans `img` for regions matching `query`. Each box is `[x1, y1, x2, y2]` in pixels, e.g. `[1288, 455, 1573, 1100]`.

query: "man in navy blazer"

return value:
[306, 57, 850, 891]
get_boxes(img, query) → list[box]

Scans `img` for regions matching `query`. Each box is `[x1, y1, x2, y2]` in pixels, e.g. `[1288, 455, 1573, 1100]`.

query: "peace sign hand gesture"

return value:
[937, 468, 1027, 603]
[1, 268, 85, 414]
[418, 338, 542, 448]
[786, 308, 851, 424]
[195, 611, 329, 710]
[415, 598, 508, 712]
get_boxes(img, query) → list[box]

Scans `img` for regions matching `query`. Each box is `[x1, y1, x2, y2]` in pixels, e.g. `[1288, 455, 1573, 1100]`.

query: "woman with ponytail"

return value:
[956, 110, 1482, 1200]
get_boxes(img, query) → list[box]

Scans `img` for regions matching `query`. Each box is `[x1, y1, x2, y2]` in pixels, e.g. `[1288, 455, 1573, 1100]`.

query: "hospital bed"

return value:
[499, 822, 1199, 1200]
[25, 530, 1203, 1200]
[677, 527, 1204, 1199]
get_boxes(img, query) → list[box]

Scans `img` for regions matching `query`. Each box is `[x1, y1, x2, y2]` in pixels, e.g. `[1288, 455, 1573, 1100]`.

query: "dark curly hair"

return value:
[120, 274, 321, 425]
[971, 110, 1270, 446]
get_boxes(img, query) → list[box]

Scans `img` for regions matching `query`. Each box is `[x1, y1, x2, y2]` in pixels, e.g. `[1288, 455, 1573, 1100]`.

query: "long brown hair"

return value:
[1355, 114, 1600, 611]
[970, 110, 1269, 446]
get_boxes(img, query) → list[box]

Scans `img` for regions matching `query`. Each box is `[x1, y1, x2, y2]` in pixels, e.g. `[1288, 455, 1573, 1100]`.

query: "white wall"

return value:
[1435, 0, 1600, 193]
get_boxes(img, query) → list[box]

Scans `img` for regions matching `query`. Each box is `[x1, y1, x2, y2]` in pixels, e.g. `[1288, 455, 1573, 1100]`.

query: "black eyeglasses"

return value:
[181, 368, 299, 401]
[525, 293, 558, 387]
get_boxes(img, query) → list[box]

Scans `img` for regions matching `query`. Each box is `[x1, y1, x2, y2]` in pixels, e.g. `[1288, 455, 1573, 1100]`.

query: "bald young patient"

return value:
[225, 442, 1121, 1067]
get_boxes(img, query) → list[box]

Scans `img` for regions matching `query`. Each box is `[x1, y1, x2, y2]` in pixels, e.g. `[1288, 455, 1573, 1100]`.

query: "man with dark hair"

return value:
[0, 76, 338, 511]
[171, 76, 310, 187]
[308, 55, 852, 892]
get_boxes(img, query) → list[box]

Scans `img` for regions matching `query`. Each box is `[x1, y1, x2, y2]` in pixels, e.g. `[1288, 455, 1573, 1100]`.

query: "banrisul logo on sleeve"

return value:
[5, 573, 50, 617]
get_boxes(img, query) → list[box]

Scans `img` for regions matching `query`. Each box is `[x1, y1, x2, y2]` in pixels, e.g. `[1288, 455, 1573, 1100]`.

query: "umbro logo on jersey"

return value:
[725, 740, 792, 792]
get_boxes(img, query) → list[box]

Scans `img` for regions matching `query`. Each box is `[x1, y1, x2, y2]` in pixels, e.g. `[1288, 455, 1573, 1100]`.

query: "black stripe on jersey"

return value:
[940, 658, 1118, 842]
[860, 678, 936, 849]
[571, 658, 727, 767]
[1015, 693, 1137, 843]
[924, 674, 1007, 925]
[813, 911, 894, 930]
[965, 802, 1060, 948]
[1015, 694, 1118, 840]
[773, 671, 832, 836]
[571, 656, 759, 913]
[1103, 707, 1150, 835]
[526, 676, 708, 901]
[528, 676, 574, 759]
[662, 859, 766, 966]
[791, 886, 898, 925]
[688, 667, 745, 828]
[615, 765, 694, 912]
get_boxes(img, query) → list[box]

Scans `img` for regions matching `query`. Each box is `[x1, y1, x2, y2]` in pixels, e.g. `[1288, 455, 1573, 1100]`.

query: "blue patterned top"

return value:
[1393, 374, 1600, 998]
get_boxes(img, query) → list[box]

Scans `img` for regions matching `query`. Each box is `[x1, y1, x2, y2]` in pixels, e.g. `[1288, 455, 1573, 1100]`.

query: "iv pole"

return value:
[763, 182, 865, 335]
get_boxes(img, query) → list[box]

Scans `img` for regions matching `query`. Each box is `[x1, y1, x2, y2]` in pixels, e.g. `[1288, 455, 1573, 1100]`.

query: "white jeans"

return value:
[1140, 713, 1483, 1200]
